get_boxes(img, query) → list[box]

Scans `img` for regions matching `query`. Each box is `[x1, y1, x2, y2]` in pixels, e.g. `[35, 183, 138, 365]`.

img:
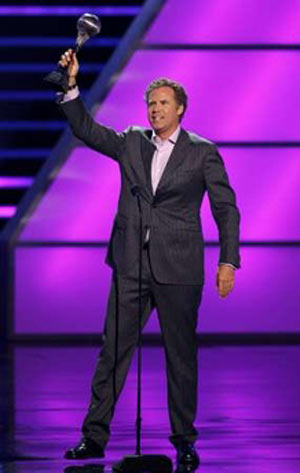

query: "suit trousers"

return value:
[81, 244, 204, 448]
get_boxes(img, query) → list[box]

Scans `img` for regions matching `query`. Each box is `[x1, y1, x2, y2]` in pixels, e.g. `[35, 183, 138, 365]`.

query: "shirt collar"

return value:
[151, 125, 181, 146]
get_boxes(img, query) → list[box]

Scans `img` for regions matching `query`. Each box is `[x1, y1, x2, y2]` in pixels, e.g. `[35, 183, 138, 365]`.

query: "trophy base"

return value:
[44, 66, 69, 93]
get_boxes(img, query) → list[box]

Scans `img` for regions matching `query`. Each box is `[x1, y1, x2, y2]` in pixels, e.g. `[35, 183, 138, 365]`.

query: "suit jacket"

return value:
[60, 96, 241, 284]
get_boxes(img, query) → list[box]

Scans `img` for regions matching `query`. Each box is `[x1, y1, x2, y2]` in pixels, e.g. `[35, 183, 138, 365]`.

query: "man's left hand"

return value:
[216, 265, 235, 298]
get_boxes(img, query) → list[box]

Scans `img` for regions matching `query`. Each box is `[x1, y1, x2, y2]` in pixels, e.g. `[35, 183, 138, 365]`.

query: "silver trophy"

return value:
[44, 13, 101, 92]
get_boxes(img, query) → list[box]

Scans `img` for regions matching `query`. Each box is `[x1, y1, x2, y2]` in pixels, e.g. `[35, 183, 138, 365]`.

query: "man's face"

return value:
[147, 86, 184, 136]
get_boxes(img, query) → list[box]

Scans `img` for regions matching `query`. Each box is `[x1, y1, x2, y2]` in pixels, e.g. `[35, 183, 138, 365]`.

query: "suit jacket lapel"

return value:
[140, 129, 155, 196]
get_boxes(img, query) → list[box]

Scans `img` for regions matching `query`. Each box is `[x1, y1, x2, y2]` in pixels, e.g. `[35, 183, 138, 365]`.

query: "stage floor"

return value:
[1, 344, 300, 472]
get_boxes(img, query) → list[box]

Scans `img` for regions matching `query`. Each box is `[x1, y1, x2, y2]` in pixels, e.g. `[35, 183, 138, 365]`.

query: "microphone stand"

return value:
[134, 186, 143, 456]
[113, 186, 172, 473]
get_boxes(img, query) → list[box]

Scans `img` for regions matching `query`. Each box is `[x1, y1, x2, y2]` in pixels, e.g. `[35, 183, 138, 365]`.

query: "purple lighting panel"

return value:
[20, 148, 300, 242]
[95, 50, 300, 142]
[20, 147, 120, 242]
[145, 0, 300, 44]
[0, 6, 141, 16]
[0, 205, 16, 217]
[15, 247, 112, 334]
[0, 177, 33, 188]
[15, 247, 300, 334]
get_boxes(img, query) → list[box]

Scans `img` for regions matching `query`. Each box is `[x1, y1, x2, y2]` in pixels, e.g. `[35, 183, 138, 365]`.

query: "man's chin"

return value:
[151, 122, 165, 132]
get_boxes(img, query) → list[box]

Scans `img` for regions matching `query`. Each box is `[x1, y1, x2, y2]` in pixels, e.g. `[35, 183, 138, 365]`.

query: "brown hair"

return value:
[144, 77, 188, 121]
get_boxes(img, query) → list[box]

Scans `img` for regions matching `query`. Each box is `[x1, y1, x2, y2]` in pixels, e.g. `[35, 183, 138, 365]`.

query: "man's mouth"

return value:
[152, 116, 164, 123]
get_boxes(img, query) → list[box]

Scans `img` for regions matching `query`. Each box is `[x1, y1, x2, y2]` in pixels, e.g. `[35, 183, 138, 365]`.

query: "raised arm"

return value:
[57, 49, 125, 160]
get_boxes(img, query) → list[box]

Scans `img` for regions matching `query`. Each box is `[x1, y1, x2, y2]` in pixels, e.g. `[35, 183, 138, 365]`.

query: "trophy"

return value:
[44, 13, 101, 92]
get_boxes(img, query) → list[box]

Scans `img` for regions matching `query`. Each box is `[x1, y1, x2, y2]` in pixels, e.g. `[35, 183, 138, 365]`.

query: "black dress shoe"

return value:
[176, 443, 200, 468]
[64, 437, 105, 459]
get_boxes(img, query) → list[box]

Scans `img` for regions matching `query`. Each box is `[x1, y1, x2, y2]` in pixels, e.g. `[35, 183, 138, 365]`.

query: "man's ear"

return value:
[177, 104, 184, 117]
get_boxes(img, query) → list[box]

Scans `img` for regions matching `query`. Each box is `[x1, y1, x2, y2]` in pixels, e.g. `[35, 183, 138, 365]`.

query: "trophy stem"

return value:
[75, 32, 89, 51]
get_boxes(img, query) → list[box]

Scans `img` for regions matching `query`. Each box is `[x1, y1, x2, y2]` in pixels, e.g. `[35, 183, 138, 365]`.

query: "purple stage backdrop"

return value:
[91, 50, 300, 141]
[14, 0, 300, 335]
[145, 0, 300, 44]
[14, 247, 300, 334]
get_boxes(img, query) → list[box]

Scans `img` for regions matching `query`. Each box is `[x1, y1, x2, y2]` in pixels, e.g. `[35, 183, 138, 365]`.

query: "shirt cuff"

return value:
[56, 86, 79, 104]
[219, 262, 237, 270]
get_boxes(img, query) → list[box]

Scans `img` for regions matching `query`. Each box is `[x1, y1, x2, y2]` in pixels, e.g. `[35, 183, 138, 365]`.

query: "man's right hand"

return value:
[58, 48, 79, 86]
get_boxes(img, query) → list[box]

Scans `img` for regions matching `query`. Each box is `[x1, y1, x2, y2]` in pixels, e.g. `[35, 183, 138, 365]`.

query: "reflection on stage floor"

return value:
[1, 345, 300, 472]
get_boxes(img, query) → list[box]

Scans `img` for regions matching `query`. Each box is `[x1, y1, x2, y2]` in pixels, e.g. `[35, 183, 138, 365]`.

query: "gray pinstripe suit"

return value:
[60, 96, 241, 448]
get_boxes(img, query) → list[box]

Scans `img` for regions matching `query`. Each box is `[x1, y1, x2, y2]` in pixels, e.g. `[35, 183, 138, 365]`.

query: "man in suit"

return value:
[58, 49, 241, 468]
